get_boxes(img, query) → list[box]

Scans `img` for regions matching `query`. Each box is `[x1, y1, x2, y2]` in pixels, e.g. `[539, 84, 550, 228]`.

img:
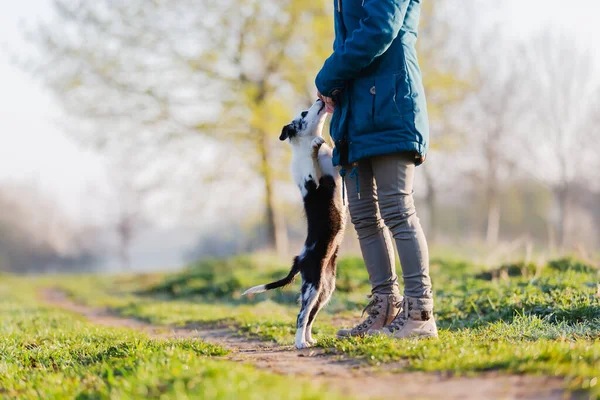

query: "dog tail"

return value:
[242, 257, 301, 296]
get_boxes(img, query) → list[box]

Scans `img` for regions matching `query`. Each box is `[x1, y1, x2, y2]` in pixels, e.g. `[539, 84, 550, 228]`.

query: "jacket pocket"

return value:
[372, 73, 413, 131]
[349, 76, 375, 135]
[392, 73, 415, 116]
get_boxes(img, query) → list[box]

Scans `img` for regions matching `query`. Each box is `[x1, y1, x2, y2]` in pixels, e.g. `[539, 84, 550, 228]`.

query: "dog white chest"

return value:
[290, 137, 319, 197]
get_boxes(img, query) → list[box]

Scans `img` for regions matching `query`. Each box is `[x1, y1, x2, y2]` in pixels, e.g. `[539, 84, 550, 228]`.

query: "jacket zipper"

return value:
[337, 0, 341, 12]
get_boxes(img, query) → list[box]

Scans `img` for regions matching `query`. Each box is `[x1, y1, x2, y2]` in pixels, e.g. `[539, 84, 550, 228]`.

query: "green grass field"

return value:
[2, 254, 599, 398]
[0, 277, 349, 399]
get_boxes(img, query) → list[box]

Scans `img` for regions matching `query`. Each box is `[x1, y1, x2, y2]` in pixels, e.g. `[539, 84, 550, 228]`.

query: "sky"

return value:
[1, 0, 600, 224]
[0, 0, 111, 223]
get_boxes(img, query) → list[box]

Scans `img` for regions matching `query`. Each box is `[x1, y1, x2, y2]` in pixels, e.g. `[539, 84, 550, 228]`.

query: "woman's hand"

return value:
[317, 90, 336, 113]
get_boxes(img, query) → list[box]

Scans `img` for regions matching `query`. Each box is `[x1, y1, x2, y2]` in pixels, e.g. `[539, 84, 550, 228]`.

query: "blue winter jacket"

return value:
[316, 0, 429, 166]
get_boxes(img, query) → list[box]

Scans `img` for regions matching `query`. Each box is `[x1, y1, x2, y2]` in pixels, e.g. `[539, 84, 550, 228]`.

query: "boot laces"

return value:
[361, 295, 381, 322]
[388, 301, 409, 332]
[351, 295, 382, 332]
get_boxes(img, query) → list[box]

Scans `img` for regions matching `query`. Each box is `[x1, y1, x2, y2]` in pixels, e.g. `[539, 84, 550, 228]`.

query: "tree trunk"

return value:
[485, 146, 501, 248]
[117, 214, 132, 270]
[423, 165, 438, 243]
[118, 239, 131, 270]
[258, 130, 288, 256]
[555, 183, 569, 253]
[485, 186, 501, 247]
[546, 219, 557, 257]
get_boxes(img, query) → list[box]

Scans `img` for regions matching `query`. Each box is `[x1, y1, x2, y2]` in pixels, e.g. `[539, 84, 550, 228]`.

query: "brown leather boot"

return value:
[369, 296, 438, 339]
[337, 293, 402, 338]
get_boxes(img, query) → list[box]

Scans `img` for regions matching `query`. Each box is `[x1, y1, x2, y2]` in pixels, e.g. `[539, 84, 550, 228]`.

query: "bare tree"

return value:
[104, 135, 221, 269]
[519, 32, 600, 251]
[461, 32, 528, 247]
[112, 178, 141, 271]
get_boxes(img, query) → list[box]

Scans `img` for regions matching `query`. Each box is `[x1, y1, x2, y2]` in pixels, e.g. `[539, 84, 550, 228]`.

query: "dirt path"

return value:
[41, 289, 573, 400]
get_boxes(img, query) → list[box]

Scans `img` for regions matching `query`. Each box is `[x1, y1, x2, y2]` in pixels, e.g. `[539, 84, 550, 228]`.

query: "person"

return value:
[315, 0, 437, 339]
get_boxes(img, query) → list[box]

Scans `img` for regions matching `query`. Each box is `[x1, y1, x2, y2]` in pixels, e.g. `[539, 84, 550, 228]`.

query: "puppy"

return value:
[243, 99, 347, 349]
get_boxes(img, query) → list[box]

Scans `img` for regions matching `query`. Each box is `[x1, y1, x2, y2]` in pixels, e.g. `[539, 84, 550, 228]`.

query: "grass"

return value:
[13, 254, 600, 398]
[0, 278, 348, 399]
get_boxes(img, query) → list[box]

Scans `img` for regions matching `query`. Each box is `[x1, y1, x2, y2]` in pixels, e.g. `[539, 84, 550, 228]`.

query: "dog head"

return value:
[279, 99, 327, 142]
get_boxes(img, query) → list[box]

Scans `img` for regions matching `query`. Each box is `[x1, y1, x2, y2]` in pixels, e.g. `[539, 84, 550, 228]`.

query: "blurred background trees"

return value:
[0, 183, 102, 272]
[26, 0, 334, 256]
[519, 33, 600, 252]
[1, 0, 598, 272]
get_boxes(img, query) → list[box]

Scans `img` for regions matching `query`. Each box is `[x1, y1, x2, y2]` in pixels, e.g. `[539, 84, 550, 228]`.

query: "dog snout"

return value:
[317, 99, 326, 114]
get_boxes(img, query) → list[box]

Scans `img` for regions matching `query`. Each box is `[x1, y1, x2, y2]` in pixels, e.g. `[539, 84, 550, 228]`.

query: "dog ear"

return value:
[279, 125, 294, 141]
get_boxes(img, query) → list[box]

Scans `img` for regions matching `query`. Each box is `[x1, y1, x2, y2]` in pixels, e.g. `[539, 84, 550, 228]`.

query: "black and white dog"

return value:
[243, 99, 347, 349]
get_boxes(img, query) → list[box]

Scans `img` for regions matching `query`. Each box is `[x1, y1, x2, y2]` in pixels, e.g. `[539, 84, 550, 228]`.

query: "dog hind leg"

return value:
[296, 281, 320, 349]
[305, 290, 324, 345]
[305, 271, 336, 345]
[305, 247, 339, 344]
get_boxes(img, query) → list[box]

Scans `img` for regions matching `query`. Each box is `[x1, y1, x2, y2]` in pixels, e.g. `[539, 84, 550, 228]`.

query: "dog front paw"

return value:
[311, 137, 325, 150]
